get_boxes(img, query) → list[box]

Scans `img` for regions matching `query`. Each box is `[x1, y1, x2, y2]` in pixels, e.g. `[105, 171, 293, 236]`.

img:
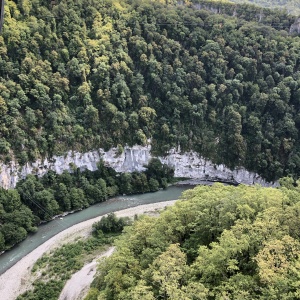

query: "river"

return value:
[0, 185, 191, 275]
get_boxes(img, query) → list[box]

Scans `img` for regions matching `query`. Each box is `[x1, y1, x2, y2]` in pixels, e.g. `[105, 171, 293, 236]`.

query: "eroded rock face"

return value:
[0, 145, 277, 189]
[159, 149, 276, 186]
[290, 18, 300, 34]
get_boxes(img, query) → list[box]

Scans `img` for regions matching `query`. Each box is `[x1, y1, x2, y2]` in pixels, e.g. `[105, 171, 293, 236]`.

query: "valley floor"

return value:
[58, 247, 115, 300]
[0, 200, 177, 300]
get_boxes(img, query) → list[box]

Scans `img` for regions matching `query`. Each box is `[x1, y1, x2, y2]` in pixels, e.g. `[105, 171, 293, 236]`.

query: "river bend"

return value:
[0, 185, 190, 274]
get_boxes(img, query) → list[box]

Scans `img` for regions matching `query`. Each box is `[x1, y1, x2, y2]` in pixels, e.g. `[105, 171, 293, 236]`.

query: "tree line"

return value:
[0, 158, 174, 251]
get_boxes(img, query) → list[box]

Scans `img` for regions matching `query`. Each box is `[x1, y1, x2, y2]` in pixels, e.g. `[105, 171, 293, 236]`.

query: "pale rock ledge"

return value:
[0, 145, 277, 189]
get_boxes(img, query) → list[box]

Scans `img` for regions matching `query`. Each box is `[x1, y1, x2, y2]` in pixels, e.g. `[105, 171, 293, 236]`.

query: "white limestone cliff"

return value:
[0, 145, 277, 189]
[290, 18, 300, 34]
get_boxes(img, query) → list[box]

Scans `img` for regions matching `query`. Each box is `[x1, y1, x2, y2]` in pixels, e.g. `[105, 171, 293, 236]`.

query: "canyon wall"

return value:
[0, 145, 277, 189]
[290, 18, 300, 34]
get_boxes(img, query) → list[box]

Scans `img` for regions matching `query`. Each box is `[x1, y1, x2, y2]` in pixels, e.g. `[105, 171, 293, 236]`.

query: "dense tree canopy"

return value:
[0, 158, 173, 251]
[0, 0, 299, 182]
[89, 181, 300, 299]
[2, 0, 300, 259]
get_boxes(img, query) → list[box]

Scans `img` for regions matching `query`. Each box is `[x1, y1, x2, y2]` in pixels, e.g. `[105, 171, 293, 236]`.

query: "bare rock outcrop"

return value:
[0, 145, 277, 189]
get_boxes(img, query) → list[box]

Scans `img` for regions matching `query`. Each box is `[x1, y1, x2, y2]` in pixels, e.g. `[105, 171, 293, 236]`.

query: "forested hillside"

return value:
[230, 0, 300, 15]
[88, 180, 300, 299]
[1, 0, 300, 181]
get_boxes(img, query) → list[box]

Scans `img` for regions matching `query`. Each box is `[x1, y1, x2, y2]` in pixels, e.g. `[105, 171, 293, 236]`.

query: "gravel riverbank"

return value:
[0, 200, 177, 300]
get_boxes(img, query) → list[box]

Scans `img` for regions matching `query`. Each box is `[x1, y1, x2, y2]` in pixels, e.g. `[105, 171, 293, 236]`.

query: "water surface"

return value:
[0, 185, 191, 274]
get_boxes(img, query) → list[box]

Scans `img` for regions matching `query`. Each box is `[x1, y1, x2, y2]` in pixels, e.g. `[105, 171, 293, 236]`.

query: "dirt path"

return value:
[59, 247, 115, 300]
[0, 200, 177, 300]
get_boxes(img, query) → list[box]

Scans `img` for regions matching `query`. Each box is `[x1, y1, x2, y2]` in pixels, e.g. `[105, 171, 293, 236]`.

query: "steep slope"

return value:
[1, 0, 300, 182]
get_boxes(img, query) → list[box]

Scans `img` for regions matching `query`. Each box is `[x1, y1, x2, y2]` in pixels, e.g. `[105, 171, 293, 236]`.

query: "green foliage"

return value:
[145, 158, 174, 185]
[18, 231, 117, 300]
[3, 0, 300, 263]
[0, 0, 299, 183]
[0, 188, 36, 250]
[89, 182, 300, 299]
[17, 280, 64, 300]
[84, 288, 99, 300]
[92, 213, 132, 235]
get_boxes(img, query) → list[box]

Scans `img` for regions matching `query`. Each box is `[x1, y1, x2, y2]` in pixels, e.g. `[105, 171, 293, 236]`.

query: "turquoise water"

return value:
[0, 185, 191, 275]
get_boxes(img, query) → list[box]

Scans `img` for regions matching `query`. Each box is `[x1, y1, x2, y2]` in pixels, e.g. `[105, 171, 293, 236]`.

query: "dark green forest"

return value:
[0, 158, 173, 251]
[2, 0, 300, 256]
[0, 0, 300, 182]
[88, 180, 300, 299]
[2, 0, 300, 296]
[230, 0, 300, 15]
